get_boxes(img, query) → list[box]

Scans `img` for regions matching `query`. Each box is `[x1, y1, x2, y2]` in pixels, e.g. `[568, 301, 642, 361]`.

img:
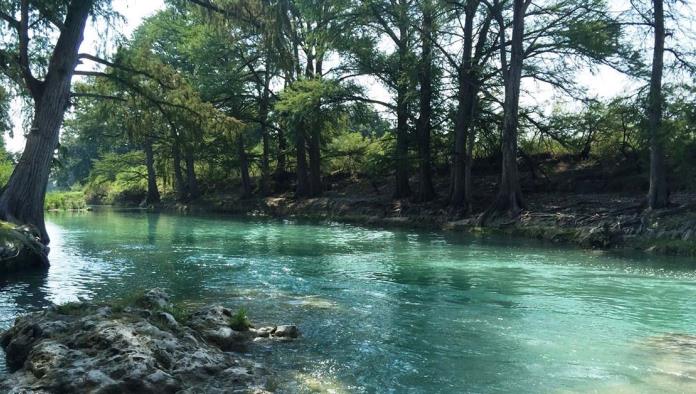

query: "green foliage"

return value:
[229, 308, 251, 331]
[0, 85, 10, 134]
[45, 191, 87, 211]
[275, 79, 358, 126]
[0, 156, 14, 188]
[84, 152, 149, 205]
[326, 132, 390, 177]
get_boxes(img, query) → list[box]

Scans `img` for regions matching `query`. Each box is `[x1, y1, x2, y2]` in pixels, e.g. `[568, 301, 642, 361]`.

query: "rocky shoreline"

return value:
[0, 289, 298, 393]
[167, 192, 696, 257]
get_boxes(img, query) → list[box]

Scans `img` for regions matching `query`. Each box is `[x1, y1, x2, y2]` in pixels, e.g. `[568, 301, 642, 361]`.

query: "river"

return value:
[2, 209, 696, 392]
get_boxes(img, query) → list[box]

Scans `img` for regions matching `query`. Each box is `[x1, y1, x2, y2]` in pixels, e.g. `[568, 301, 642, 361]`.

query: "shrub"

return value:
[229, 308, 251, 331]
[45, 191, 87, 211]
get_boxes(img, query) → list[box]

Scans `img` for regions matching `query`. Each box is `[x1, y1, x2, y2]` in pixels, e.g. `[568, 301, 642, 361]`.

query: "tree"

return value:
[445, 0, 493, 209]
[360, 0, 419, 198]
[646, 0, 668, 209]
[0, 0, 102, 243]
[414, 0, 436, 202]
[481, 0, 530, 220]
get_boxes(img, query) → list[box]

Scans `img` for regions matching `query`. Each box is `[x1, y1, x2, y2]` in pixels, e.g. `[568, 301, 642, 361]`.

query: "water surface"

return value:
[2, 209, 696, 392]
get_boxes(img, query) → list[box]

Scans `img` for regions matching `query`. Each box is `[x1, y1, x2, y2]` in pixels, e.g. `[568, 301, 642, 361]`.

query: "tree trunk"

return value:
[259, 65, 271, 196]
[238, 135, 253, 198]
[647, 0, 668, 209]
[144, 137, 160, 205]
[305, 44, 323, 197]
[464, 110, 477, 209]
[171, 133, 187, 202]
[450, 0, 478, 208]
[295, 127, 310, 198]
[0, 0, 93, 245]
[308, 125, 322, 197]
[482, 0, 528, 221]
[394, 93, 411, 199]
[274, 126, 289, 192]
[392, 3, 412, 199]
[184, 147, 200, 200]
[415, 0, 436, 203]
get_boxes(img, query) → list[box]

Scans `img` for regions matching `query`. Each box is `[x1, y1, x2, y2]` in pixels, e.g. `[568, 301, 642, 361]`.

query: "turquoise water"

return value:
[2, 209, 696, 392]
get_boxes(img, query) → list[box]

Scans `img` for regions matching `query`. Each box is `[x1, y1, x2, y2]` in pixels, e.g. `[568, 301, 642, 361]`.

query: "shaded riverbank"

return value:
[165, 191, 696, 257]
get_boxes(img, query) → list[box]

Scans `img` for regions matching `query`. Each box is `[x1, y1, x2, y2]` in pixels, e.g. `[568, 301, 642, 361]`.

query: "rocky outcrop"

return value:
[0, 221, 49, 273]
[0, 289, 299, 393]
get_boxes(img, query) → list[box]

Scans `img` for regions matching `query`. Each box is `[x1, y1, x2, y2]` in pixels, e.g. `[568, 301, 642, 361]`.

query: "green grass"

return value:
[45, 191, 87, 211]
[55, 302, 88, 316]
[229, 308, 251, 331]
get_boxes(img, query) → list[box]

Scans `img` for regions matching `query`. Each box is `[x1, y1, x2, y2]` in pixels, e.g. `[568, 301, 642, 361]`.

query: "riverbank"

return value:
[1, 289, 298, 393]
[165, 191, 696, 257]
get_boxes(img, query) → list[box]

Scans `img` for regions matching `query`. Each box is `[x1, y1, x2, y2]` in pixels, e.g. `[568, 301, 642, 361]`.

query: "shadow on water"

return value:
[0, 269, 51, 315]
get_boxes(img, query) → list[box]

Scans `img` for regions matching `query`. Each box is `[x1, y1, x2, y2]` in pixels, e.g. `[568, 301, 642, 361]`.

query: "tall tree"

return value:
[414, 0, 436, 202]
[446, 0, 493, 209]
[646, 0, 668, 209]
[361, 0, 418, 198]
[0, 0, 98, 243]
[483, 0, 530, 219]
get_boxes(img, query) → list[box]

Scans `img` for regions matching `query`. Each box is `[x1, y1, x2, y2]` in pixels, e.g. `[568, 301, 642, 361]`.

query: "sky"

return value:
[4, 0, 634, 154]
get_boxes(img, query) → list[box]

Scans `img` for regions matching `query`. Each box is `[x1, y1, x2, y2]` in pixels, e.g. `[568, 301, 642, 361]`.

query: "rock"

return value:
[139, 288, 173, 310]
[578, 222, 620, 249]
[0, 221, 49, 273]
[0, 290, 285, 393]
[187, 306, 254, 350]
[273, 325, 299, 338]
[254, 326, 276, 338]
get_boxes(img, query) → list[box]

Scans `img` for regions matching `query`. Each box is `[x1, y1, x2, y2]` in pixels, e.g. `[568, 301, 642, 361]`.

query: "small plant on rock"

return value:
[229, 308, 251, 331]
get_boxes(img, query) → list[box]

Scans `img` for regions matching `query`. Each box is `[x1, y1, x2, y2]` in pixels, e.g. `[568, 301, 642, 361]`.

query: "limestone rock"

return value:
[273, 325, 299, 338]
[0, 290, 298, 393]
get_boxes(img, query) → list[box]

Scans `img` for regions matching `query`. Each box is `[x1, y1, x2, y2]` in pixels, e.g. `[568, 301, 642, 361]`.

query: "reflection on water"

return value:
[1, 208, 696, 392]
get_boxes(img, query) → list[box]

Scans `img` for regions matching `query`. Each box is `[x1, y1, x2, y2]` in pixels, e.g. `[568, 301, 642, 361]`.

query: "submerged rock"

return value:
[0, 289, 299, 393]
[250, 325, 300, 340]
[0, 221, 49, 273]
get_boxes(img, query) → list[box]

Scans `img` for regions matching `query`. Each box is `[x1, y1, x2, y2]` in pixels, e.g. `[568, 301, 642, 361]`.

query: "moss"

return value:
[109, 290, 148, 313]
[55, 302, 89, 316]
[0, 221, 49, 273]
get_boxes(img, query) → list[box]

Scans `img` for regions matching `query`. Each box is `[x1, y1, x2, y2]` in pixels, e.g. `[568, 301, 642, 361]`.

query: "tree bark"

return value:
[307, 125, 322, 196]
[464, 116, 477, 208]
[0, 0, 93, 244]
[171, 132, 187, 202]
[394, 34, 412, 197]
[450, 0, 478, 208]
[259, 63, 272, 196]
[415, 0, 435, 202]
[482, 0, 528, 221]
[144, 137, 161, 205]
[274, 126, 289, 192]
[184, 147, 200, 200]
[295, 127, 310, 198]
[647, 0, 668, 209]
[238, 135, 253, 198]
[307, 56, 323, 197]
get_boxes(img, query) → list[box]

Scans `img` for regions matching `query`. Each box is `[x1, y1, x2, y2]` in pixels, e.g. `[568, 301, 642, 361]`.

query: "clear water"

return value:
[2, 209, 696, 393]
